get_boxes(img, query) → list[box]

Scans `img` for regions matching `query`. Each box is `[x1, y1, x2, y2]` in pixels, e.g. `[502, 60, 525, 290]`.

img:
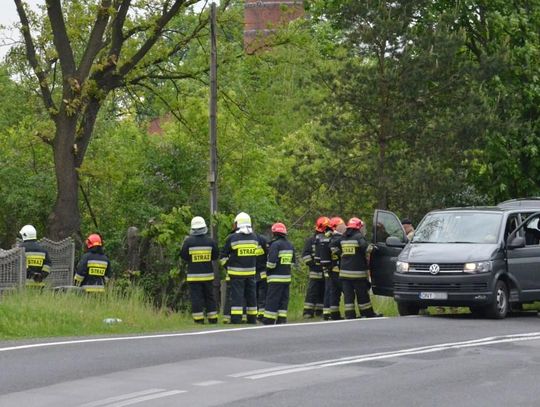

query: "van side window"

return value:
[505, 215, 520, 241]
[521, 214, 540, 246]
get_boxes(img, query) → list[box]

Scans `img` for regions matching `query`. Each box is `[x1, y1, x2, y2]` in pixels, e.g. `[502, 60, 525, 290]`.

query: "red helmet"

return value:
[329, 217, 345, 230]
[271, 222, 287, 235]
[315, 216, 330, 232]
[347, 217, 364, 230]
[86, 233, 102, 249]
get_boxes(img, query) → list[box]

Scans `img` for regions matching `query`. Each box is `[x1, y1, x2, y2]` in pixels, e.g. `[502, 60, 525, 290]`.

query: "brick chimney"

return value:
[244, 0, 304, 52]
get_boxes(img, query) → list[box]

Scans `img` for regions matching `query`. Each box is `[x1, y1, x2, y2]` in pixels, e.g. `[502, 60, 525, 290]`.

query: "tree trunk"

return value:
[48, 116, 81, 240]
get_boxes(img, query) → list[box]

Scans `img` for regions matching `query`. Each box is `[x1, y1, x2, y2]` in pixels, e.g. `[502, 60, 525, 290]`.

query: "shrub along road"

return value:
[1, 313, 540, 406]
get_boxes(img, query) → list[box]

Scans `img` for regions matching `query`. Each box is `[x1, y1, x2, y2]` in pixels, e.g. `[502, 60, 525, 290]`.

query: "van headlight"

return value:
[396, 261, 409, 273]
[463, 261, 492, 274]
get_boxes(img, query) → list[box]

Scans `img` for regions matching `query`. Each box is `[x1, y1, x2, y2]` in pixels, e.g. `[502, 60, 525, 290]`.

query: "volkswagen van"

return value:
[369, 199, 540, 319]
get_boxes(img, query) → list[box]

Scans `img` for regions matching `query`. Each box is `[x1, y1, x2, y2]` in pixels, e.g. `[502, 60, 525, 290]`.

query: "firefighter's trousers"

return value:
[341, 278, 375, 319]
[189, 281, 218, 323]
[303, 278, 325, 317]
[230, 277, 257, 324]
[263, 282, 290, 325]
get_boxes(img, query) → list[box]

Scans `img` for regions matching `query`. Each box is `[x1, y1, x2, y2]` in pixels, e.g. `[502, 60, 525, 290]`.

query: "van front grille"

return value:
[394, 282, 488, 292]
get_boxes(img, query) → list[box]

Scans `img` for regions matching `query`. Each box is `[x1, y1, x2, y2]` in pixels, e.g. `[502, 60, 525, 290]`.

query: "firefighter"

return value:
[263, 222, 295, 325]
[255, 232, 269, 321]
[180, 216, 219, 324]
[318, 219, 334, 320]
[301, 216, 328, 318]
[18, 224, 51, 287]
[220, 212, 258, 324]
[332, 218, 381, 319]
[74, 234, 111, 293]
[328, 217, 346, 320]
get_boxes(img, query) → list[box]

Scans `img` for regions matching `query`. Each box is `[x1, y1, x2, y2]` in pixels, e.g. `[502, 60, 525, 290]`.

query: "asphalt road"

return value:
[1, 312, 540, 406]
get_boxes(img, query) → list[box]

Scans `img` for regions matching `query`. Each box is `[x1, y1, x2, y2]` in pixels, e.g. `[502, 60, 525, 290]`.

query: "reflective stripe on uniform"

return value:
[309, 272, 323, 279]
[231, 306, 243, 315]
[189, 246, 213, 262]
[266, 261, 277, 269]
[359, 302, 372, 310]
[339, 270, 368, 279]
[247, 307, 257, 316]
[186, 273, 214, 282]
[260, 271, 267, 279]
[315, 303, 324, 310]
[344, 303, 355, 310]
[42, 264, 51, 274]
[264, 310, 277, 319]
[220, 257, 229, 266]
[267, 274, 291, 283]
[192, 312, 205, 320]
[227, 267, 256, 276]
[278, 310, 287, 318]
[26, 252, 45, 267]
[207, 311, 218, 317]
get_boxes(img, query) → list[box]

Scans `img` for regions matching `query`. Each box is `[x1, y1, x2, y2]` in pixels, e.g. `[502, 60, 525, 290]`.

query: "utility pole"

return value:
[209, 2, 218, 240]
[209, 2, 221, 306]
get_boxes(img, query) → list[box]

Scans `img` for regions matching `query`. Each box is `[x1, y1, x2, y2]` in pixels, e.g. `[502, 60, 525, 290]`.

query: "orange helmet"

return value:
[86, 233, 102, 249]
[329, 217, 345, 230]
[315, 216, 330, 232]
[347, 217, 364, 230]
[271, 222, 287, 235]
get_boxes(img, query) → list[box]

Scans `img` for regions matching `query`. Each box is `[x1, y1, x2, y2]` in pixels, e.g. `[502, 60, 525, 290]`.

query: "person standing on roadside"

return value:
[180, 216, 219, 324]
[263, 223, 295, 325]
[18, 224, 51, 288]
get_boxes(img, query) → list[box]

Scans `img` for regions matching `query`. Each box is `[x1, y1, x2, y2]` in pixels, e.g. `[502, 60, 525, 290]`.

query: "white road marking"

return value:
[240, 332, 540, 379]
[193, 380, 224, 386]
[104, 390, 186, 407]
[79, 389, 165, 407]
[78, 389, 166, 407]
[0, 318, 387, 353]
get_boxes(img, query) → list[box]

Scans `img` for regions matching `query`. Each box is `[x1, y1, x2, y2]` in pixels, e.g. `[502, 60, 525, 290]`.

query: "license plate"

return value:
[419, 292, 448, 300]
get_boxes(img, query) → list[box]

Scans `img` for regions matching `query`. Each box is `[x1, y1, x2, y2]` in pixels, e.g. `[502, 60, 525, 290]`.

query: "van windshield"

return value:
[412, 212, 502, 244]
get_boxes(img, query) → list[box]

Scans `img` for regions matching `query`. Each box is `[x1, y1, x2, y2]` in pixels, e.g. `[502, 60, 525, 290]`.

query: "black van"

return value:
[369, 198, 540, 319]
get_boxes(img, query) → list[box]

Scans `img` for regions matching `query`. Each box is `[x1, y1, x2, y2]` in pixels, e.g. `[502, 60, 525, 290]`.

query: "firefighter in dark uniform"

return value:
[331, 218, 381, 319]
[220, 212, 258, 324]
[302, 216, 328, 318]
[328, 217, 345, 320]
[74, 234, 111, 293]
[319, 220, 334, 320]
[19, 224, 52, 287]
[263, 222, 295, 325]
[180, 216, 219, 324]
[255, 233, 269, 321]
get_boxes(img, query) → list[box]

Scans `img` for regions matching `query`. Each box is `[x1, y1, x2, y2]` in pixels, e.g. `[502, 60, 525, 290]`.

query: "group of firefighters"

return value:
[15, 211, 381, 325]
[180, 212, 381, 325]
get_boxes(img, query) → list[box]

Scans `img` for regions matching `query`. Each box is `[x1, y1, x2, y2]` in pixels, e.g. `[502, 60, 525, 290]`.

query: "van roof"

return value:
[436, 206, 503, 212]
[497, 198, 540, 209]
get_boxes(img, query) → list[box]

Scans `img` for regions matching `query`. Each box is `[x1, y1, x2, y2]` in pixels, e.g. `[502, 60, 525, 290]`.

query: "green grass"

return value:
[0, 285, 402, 340]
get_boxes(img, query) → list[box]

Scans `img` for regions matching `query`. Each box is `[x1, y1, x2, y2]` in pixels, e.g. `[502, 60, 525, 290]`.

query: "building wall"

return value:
[244, 0, 304, 51]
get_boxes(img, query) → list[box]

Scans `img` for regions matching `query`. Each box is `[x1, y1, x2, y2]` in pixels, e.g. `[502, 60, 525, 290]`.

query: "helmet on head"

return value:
[234, 212, 252, 228]
[86, 233, 102, 249]
[19, 225, 37, 241]
[315, 216, 330, 232]
[191, 216, 207, 230]
[347, 217, 364, 230]
[271, 222, 287, 235]
[329, 217, 345, 230]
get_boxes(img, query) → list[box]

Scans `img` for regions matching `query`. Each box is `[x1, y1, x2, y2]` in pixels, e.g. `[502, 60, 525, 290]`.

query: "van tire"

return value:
[397, 302, 420, 316]
[484, 280, 509, 319]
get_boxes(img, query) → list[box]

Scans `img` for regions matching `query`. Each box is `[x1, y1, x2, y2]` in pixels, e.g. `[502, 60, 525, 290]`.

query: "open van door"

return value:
[370, 210, 407, 297]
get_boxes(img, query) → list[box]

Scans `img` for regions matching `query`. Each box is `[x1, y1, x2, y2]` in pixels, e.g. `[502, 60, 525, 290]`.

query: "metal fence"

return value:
[0, 247, 26, 293]
[38, 237, 75, 287]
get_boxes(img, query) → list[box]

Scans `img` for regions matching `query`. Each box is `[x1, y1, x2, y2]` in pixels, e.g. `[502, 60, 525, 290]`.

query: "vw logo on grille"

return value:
[429, 264, 440, 275]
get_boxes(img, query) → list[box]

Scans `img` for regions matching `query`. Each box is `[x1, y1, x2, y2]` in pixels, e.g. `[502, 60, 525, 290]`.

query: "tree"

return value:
[12, 0, 227, 239]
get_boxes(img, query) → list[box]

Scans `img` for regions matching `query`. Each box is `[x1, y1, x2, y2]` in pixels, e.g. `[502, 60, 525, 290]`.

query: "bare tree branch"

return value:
[45, 0, 76, 76]
[14, 0, 56, 115]
[78, 0, 113, 81]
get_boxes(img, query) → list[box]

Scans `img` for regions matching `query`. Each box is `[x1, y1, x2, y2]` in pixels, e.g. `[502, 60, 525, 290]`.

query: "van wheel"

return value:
[484, 280, 509, 319]
[397, 302, 420, 316]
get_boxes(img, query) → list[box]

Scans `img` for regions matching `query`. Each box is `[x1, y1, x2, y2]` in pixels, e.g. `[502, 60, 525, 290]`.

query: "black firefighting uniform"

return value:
[256, 234, 269, 319]
[180, 234, 219, 323]
[74, 246, 111, 293]
[19, 240, 52, 287]
[263, 235, 295, 325]
[302, 233, 325, 316]
[329, 231, 344, 320]
[220, 231, 259, 324]
[319, 229, 334, 320]
[332, 229, 376, 319]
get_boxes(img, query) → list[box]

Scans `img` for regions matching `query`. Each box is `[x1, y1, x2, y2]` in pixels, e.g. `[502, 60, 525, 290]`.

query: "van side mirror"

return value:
[507, 236, 525, 249]
[386, 236, 406, 247]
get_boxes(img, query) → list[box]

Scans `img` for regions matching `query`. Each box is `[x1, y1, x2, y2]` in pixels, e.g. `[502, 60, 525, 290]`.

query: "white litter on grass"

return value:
[103, 318, 123, 324]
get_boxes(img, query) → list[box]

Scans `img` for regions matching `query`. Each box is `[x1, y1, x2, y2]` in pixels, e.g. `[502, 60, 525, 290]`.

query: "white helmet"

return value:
[190, 216, 208, 236]
[234, 212, 252, 228]
[191, 216, 207, 230]
[20, 224, 37, 241]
